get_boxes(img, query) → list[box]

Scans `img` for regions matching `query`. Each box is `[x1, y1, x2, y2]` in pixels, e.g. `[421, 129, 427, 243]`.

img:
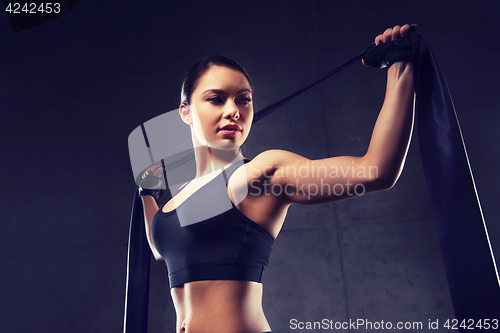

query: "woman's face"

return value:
[182, 65, 254, 150]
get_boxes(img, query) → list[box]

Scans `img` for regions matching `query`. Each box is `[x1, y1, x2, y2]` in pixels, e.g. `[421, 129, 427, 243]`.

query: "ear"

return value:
[179, 104, 192, 125]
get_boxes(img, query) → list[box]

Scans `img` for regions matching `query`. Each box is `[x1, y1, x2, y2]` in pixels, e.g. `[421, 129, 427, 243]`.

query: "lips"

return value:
[219, 124, 242, 135]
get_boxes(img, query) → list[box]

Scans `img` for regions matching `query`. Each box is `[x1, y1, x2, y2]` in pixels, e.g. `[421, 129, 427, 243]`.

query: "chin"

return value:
[208, 141, 242, 151]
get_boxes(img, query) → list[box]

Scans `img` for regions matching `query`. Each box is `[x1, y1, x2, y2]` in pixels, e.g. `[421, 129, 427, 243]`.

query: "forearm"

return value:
[363, 60, 415, 188]
[141, 195, 165, 263]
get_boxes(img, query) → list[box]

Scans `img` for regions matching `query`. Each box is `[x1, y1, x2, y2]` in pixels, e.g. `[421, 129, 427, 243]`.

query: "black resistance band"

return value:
[252, 54, 362, 123]
[124, 32, 500, 333]
[410, 31, 500, 323]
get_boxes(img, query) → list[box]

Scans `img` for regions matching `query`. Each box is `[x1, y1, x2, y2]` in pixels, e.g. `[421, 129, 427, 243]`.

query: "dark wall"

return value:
[1, 1, 499, 332]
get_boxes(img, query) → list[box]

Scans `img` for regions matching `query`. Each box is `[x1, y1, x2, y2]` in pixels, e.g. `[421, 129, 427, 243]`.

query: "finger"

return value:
[382, 28, 393, 43]
[392, 25, 401, 40]
[375, 33, 384, 45]
[400, 23, 411, 36]
[145, 165, 161, 174]
[142, 167, 154, 178]
[153, 168, 165, 177]
[376, 27, 394, 45]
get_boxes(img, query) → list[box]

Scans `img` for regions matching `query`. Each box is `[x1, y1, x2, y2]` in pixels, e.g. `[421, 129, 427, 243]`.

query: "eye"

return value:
[238, 97, 252, 105]
[207, 96, 224, 105]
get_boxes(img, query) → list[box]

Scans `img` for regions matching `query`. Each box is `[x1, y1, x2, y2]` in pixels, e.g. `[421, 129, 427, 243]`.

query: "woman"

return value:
[140, 24, 415, 333]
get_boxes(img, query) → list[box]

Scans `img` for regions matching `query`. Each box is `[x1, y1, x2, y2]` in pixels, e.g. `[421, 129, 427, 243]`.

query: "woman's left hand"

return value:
[362, 24, 412, 68]
[374, 24, 411, 45]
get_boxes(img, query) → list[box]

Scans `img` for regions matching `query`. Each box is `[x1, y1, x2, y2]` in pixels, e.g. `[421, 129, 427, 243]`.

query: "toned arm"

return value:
[141, 195, 166, 264]
[249, 25, 415, 206]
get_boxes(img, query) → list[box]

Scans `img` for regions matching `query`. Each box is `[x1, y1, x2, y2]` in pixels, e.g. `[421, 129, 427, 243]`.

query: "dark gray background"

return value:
[1, 1, 499, 332]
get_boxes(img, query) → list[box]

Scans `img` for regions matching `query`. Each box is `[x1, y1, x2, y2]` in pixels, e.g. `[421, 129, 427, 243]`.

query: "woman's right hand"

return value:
[139, 165, 165, 189]
[138, 165, 166, 200]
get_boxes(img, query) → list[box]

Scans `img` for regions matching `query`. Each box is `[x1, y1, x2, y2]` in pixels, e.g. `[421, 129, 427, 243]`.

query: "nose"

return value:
[223, 100, 240, 120]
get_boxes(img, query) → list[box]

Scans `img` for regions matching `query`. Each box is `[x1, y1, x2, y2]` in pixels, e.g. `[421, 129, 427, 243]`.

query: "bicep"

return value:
[256, 150, 385, 205]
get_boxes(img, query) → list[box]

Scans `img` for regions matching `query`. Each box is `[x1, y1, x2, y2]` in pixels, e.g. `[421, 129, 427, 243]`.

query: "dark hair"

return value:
[180, 55, 253, 105]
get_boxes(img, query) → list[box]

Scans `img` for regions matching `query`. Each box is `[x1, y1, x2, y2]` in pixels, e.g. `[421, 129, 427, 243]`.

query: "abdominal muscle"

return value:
[171, 280, 271, 333]
[162, 162, 280, 332]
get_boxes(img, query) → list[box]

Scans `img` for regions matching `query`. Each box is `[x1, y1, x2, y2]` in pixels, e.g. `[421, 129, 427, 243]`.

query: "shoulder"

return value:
[249, 149, 303, 168]
[244, 149, 302, 178]
[240, 149, 312, 189]
[245, 149, 291, 179]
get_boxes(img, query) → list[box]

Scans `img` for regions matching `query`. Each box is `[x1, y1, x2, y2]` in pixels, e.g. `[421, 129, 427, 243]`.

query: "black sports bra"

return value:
[151, 159, 275, 288]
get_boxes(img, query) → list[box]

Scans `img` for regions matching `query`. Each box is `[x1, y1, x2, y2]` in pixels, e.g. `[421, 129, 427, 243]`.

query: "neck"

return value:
[193, 146, 244, 178]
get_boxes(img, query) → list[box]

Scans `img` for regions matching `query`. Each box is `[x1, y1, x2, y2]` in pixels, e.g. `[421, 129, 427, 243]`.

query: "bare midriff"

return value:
[170, 280, 271, 333]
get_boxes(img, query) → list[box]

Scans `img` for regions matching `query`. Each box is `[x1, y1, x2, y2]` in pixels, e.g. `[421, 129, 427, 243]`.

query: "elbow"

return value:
[366, 170, 400, 192]
[361, 156, 404, 192]
[379, 176, 398, 191]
